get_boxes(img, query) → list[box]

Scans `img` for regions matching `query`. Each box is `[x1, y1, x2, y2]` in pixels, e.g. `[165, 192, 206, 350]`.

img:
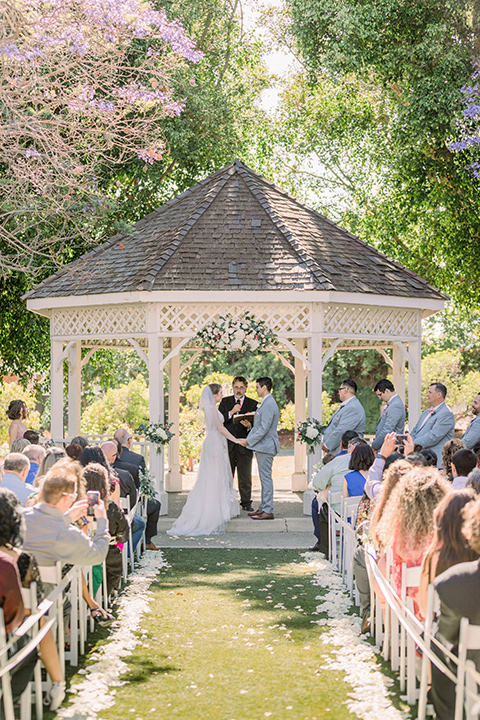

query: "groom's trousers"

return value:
[227, 442, 253, 508]
[255, 451, 274, 514]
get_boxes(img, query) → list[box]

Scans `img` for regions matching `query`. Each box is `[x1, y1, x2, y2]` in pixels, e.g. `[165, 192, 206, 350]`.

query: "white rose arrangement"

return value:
[196, 313, 276, 354]
[297, 418, 325, 453]
[136, 422, 174, 454]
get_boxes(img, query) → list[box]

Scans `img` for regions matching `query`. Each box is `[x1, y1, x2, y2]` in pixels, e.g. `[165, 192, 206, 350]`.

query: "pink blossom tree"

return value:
[0, 0, 203, 276]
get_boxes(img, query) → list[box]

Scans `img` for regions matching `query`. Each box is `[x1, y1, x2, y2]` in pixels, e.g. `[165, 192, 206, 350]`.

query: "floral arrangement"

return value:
[297, 417, 325, 453]
[137, 422, 174, 453]
[196, 313, 276, 353]
[138, 467, 157, 499]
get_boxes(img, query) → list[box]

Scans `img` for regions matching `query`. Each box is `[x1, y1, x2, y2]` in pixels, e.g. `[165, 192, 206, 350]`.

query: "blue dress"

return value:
[345, 470, 367, 497]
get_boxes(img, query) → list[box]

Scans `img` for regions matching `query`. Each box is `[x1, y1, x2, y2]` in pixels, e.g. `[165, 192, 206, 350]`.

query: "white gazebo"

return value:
[24, 160, 447, 514]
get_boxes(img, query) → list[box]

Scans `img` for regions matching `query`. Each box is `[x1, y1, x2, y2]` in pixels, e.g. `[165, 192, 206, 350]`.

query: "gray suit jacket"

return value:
[322, 396, 366, 455]
[372, 394, 406, 450]
[246, 393, 280, 456]
[410, 402, 455, 467]
[461, 415, 480, 449]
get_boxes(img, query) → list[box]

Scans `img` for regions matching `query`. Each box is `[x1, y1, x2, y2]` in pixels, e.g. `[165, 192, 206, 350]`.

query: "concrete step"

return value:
[157, 516, 311, 534]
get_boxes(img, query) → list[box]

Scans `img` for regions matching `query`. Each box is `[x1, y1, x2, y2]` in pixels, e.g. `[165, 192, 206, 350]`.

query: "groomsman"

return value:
[372, 379, 406, 450]
[410, 382, 455, 468]
[322, 379, 366, 456]
[219, 376, 258, 512]
[461, 392, 480, 449]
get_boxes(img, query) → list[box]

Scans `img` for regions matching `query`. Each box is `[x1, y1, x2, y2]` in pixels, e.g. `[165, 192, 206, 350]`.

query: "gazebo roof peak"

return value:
[24, 159, 446, 301]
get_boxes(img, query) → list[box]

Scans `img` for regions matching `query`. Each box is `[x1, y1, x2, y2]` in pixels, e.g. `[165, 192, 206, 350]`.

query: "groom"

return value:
[239, 376, 280, 520]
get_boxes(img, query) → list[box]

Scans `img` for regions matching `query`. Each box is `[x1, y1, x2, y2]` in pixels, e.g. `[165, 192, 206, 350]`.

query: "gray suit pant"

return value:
[255, 451, 274, 514]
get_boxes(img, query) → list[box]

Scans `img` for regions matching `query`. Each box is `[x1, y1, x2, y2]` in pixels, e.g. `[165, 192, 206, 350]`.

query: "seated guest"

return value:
[0, 453, 35, 505]
[23, 444, 46, 485]
[66, 443, 83, 461]
[310, 432, 363, 553]
[11, 437, 30, 453]
[418, 489, 478, 618]
[461, 391, 480, 449]
[430, 494, 480, 720]
[0, 488, 66, 710]
[467, 468, 480, 494]
[71, 436, 89, 449]
[372, 379, 405, 450]
[410, 382, 455, 468]
[23, 430, 40, 445]
[372, 466, 449, 617]
[343, 443, 375, 497]
[101, 442, 161, 552]
[35, 446, 67, 484]
[0, 549, 24, 634]
[23, 461, 110, 567]
[112, 438, 140, 487]
[419, 448, 438, 467]
[114, 428, 146, 472]
[441, 439, 466, 481]
[81, 463, 129, 597]
[321, 380, 366, 455]
[451, 448, 477, 489]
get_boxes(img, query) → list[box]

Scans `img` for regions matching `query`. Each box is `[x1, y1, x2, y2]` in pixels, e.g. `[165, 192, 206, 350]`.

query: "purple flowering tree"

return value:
[0, 0, 202, 275]
[450, 60, 480, 178]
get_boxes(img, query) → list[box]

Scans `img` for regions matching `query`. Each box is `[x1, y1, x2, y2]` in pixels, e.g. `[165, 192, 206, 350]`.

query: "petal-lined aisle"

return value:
[61, 549, 411, 720]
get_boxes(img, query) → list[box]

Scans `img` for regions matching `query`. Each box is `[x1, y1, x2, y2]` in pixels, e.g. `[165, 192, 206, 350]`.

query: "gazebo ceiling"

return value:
[24, 159, 446, 302]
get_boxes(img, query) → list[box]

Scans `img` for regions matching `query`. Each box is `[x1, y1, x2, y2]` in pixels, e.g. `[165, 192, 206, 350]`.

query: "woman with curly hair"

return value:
[441, 438, 466, 481]
[6, 399, 28, 449]
[0, 488, 65, 710]
[418, 489, 478, 618]
[374, 466, 450, 616]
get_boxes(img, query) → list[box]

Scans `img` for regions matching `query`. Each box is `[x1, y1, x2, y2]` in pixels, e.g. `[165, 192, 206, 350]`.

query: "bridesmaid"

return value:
[7, 400, 28, 449]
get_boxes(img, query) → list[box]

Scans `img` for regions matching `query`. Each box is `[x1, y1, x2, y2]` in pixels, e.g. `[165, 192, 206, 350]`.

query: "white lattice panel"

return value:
[324, 305, 418, 337]
[52, 306, 147, 337]
[158, 304, 310, 334]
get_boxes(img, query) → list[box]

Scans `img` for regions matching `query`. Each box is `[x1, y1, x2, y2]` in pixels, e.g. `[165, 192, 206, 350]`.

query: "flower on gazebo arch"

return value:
[196, 313, 277, 353]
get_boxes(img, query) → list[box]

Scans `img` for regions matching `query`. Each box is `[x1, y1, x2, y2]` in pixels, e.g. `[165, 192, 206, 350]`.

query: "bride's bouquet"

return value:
[297, 417, 325, 453]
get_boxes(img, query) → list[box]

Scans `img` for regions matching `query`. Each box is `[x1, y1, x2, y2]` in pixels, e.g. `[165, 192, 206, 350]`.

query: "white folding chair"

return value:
[327, 491, 342, 570]
[18, 583, 43, 720]
[37, 563, 80, 668]
[365, 544, 384, 646]
[455, 617, 480, 720]
[340, 496, 362, 592]
[418, 583, 440, 720]
[120, 496, 136, 575]
[399, 563, 422, 703]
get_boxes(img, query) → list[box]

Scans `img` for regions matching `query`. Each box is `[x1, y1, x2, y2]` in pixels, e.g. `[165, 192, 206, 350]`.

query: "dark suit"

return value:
[430, 559, 480, 719]
[118, 446, 160, 544]
[115, 467, 137, 512]
[218, 394, 258, 508]
[114, 457, 140, 489]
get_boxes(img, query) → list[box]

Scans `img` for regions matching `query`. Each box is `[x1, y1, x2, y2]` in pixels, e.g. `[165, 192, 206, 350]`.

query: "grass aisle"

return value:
[90, 548, 409, 720]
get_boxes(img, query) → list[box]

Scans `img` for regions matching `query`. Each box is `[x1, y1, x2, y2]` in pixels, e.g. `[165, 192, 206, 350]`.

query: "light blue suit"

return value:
[461, 415, 480, 450]
[372, 394, 406, 450]
[246, 393, 280, 514]
[322, 396, 366, 456]
[410, 402, 455, 468]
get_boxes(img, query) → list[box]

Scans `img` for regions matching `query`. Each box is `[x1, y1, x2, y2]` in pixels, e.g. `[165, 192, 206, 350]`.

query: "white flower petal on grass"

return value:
[57, 552, 164, 720]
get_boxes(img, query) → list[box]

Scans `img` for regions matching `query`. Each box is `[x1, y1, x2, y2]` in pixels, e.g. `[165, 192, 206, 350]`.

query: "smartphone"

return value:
[87, 490, 100, 517]
[396, 434, 408, 442]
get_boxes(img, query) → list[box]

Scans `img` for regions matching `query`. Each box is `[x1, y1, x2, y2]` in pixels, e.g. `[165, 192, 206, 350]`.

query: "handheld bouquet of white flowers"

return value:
[196, 313, 276, 353]
[297, 418, 325, 453]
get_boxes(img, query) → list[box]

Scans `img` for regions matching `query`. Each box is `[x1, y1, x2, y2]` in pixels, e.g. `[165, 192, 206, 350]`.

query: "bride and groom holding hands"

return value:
[167, 376, 280, 537]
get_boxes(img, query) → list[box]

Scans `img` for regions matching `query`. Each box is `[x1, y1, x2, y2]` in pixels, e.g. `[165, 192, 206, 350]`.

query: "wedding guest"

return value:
[0, 549, 24, 633]
[114, 428, 146, 472]
[23, 444, 46, 485]
[430, 495, 480, 720]
[419, 448, 438, 467]
[441, 438, 466, 481]
[343, 443, 375, 497]
[322, 380, 366, 455]
[467, 468, 480, 494]
[418, 489, 478, 618]
[71, 435, 89, 449]
[66, 443, 83, 461]
[11, 437, 30, 453]
[410, 382, 455, 468]
[35, 446, 67, 485]
[23, 430, 39, 445]
[309, 432, 362, 553]
[372, 379, 405, 450]
[461, 391, 480, 449]
[219, 376, 258, 512]
[0, 453, 34, 505]
[451, 448, 477, 489]
[6, 400, 28, 449]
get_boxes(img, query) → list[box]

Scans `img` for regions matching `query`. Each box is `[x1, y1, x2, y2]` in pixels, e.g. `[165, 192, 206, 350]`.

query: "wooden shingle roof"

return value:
[24, 160, 446, 301]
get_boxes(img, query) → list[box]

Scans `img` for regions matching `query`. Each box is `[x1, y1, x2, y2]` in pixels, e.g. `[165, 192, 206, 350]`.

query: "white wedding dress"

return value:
[167, 387, 240, 536]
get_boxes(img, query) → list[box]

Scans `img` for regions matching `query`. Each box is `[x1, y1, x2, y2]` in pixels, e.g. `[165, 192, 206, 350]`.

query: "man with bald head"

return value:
[102, 440, 161, 551]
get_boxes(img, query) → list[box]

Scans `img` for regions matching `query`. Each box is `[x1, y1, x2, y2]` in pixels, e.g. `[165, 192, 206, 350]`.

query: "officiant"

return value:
[219, 376, 258, 512]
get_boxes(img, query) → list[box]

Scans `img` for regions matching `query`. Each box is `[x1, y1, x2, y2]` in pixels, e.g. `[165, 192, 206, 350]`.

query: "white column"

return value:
[392, 342, 406, 404]
[304, 303, 323, 513]
[67, 341, 82, 438]
[148, 334, 168, 514]
[291, 338, 307, 491]
[51, 340, 64, 442]
[407, 339, 422, 430]
[165, 338, 183, 492]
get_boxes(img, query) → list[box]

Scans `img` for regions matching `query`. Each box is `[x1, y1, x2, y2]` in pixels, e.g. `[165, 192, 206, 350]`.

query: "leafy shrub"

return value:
[81, 374, 149, 435]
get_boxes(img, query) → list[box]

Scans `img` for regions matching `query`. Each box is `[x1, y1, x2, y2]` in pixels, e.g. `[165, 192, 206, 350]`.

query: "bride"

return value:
[167, 383, 242, 536]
